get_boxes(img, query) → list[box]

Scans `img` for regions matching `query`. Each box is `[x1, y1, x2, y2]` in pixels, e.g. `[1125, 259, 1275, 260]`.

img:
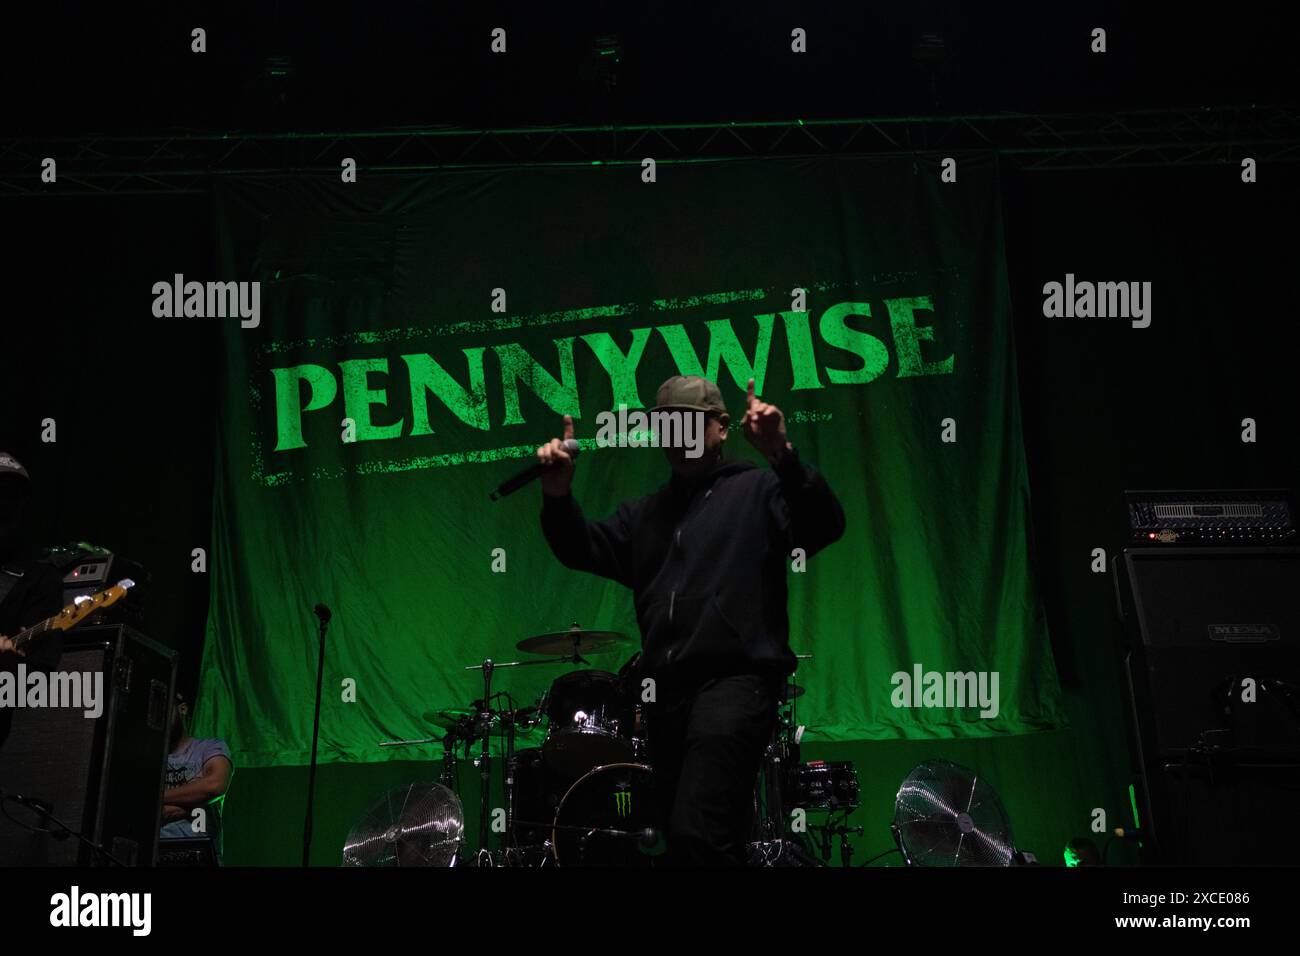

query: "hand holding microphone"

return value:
[536, 415, 578, 497]
[487, 414, 581, 500]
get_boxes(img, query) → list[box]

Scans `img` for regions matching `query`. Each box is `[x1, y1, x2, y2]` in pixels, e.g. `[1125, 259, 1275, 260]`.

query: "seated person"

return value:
[159, 690, 233, 864]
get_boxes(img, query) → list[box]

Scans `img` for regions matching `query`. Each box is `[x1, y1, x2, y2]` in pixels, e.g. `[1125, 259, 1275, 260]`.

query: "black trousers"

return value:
[644, 672, 781, 866]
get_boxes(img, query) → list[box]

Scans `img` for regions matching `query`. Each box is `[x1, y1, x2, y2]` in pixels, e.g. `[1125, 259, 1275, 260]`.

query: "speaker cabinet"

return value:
[1119, 547, 1300, 864]
[0, 625, 176, 866]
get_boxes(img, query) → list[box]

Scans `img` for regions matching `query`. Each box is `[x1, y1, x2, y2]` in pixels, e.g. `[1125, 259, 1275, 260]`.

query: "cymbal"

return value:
[780, 683, 806, 701]
[422, 708, 507, 735]
[516, 628, 631, 656]
[423, 703, 542, 732]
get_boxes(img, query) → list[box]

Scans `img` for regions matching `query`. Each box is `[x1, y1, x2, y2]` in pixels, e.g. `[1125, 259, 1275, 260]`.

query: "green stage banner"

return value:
[198, 156, 1065, 767]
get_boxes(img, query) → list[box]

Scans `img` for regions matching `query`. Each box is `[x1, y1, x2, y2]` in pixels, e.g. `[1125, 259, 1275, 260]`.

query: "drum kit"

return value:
[346, 623, 863, 867]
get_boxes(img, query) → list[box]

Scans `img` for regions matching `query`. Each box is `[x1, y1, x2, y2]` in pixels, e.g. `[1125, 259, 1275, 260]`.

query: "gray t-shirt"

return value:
[159, 737, 231, 860]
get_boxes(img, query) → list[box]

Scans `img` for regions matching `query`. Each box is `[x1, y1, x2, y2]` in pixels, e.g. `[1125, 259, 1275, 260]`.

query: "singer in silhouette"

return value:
[159, 690, 233, 864]
[536, 374, 845, 865]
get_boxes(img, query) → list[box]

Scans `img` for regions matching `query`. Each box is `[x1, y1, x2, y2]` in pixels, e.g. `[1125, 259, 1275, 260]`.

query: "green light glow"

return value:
[256, 286, 956, 485]
[200, 162, 1067, 801]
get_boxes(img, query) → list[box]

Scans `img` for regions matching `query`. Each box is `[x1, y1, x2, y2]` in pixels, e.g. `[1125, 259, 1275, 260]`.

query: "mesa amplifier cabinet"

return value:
[1117, 547, 1300, 864]
[0, 625, 175, 866]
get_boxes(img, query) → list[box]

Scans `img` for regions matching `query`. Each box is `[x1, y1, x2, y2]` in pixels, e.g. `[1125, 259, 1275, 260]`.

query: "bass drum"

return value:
[551, 763, 659, 867]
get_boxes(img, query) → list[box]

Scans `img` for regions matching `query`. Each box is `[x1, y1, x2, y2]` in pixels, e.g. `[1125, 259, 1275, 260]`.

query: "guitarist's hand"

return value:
[0, 635, 25, 656]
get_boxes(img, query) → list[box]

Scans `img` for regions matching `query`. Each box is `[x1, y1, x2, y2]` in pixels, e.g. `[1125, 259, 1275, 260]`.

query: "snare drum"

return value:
[783, 760, 860, 811]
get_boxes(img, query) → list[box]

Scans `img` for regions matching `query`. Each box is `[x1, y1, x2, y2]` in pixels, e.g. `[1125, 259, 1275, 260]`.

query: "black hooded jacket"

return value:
[540, 447, 845, 692]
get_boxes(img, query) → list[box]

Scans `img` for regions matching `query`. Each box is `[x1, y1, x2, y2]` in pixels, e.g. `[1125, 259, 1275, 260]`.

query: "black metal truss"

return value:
[2, 105, 1297, 197]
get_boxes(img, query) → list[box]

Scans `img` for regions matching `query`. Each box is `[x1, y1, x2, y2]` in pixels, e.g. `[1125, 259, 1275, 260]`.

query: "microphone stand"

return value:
[302, 603, 331, 867]
[476, 660, 494, 859]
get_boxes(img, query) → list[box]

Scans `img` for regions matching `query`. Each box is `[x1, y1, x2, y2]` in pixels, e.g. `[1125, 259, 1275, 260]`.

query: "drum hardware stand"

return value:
[463, 655, 566, 861]
[808, 808, 862, 867]
[461, 659, 530, 861]
[755, 737, 786, 841]
[496, 692, 528, 856]
[377, 735, 443, 748]
[378, 713, 473, 796]
[504, 741, 519, 853]
[441, 728, 460, 791]
[755, 683, 802, 840]
[578, 828, 599, 862]
[564, 622, 591, 666]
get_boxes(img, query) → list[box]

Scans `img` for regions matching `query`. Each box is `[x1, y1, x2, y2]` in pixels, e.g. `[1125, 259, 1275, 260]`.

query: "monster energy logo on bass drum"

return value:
[614, 788, 632, 817]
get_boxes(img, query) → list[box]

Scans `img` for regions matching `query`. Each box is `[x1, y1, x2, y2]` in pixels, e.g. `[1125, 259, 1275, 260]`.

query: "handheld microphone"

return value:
[489, 439, 581, 501]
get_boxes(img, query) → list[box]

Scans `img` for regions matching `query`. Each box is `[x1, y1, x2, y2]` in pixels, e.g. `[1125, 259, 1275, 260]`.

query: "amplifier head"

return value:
[1125, 489, 1295, 547]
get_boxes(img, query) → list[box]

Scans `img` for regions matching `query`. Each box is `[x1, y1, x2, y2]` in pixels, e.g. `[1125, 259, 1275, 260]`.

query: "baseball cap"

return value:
[650, 375, 728, 416]
[0, 452, 31, 485]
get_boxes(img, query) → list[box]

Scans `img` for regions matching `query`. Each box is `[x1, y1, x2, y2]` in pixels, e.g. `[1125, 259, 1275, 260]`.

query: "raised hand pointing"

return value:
[740, 378, 790, 463]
